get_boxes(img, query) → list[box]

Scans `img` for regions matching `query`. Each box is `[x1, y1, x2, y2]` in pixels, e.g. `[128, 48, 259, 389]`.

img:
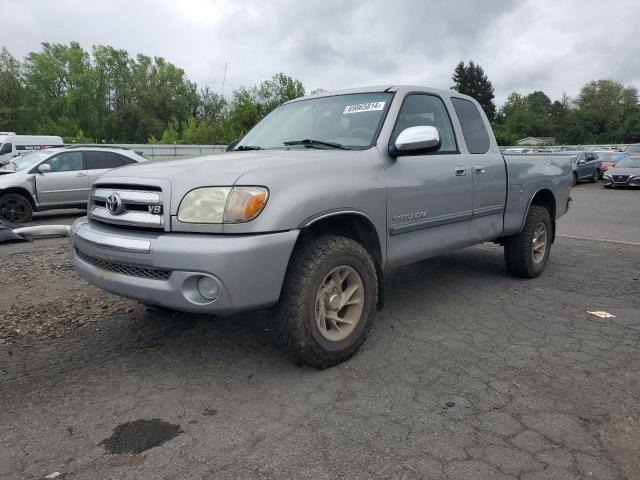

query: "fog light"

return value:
[197, 276, 219, 300]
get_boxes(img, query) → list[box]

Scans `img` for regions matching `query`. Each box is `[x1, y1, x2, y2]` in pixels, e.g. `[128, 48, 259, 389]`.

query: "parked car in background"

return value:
[569, 151, 601, 185]
[0, 146, 147, 223]
[602, 156, 640, 188]
[0, 134, 64, 164]
[503, 147, 536, 154]
[624, 144, 640, 155]
[595, 151, 628, 176]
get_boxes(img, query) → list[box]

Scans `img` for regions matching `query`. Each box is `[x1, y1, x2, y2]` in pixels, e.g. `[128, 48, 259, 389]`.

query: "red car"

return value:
[594, 151, 629, 178]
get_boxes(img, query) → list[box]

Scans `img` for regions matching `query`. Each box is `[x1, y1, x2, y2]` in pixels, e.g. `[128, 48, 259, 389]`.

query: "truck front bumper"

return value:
[70, 218, 299, 314]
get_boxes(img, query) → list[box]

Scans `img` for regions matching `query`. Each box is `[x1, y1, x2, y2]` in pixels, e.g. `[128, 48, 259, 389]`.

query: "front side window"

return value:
[451, 97, 491, 154]
[0, 143, 12, 155]
[237, 92, 392, 150]
[44, 151, 84, 172]
[390, 94, 458, 153]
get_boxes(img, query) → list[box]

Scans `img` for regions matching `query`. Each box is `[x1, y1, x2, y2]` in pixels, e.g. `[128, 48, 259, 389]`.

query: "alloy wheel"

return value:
[532, 223, 548, 264]
[315, 265, 365, 342]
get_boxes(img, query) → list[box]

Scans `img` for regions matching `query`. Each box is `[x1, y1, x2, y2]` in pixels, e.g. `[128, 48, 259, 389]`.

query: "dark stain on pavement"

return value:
[203, 408, 218, 416]
[99, 419, 183, 455]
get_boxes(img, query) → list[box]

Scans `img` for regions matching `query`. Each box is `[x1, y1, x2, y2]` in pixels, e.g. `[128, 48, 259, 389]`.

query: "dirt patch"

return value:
[99, 419, 183, 455]
[599, 417, 640, 480]
[0, 239, 136, 341]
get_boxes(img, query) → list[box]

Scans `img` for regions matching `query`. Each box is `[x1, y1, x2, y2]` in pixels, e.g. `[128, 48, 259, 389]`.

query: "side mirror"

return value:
[38, 164, 51, 174]
[392, 126, 440, 156]
[226, 139, 240, 152]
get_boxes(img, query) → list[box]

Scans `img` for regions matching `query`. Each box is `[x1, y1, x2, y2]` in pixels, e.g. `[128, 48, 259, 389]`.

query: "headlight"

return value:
[177, 186, 268, 223]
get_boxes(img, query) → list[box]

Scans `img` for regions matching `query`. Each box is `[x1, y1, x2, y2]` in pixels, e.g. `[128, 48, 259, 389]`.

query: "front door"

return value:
[384, 93, 473, 268]
[575, 152, 596, 180]
[35, 151, 89, 205]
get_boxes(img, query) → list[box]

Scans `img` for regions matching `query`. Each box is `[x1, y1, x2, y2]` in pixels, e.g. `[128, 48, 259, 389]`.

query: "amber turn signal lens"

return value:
[243, 192, 267, 220]
[223, 187, 269, 223]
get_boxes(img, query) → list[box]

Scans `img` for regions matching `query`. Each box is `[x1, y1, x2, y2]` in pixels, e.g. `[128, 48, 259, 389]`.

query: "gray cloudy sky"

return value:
[4, 0, 639, 105]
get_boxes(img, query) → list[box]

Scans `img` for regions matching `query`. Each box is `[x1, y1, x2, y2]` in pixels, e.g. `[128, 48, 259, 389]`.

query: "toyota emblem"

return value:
[106, 193, 124, 215]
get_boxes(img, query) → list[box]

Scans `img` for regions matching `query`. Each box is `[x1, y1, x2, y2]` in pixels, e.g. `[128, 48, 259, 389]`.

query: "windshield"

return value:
[0, 151, 53, 172]
[615, 157, 640, 168]
[237, 92, 392, 150]
[597, 152, 626, 162]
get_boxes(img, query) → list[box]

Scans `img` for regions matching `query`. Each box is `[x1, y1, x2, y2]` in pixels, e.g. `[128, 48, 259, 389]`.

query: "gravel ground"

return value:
[0, 241, 135, 341]
[1, 182, 639, 480]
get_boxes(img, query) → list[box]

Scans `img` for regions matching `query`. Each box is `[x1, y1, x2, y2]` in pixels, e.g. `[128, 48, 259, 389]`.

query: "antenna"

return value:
[221, 62, 228, 97]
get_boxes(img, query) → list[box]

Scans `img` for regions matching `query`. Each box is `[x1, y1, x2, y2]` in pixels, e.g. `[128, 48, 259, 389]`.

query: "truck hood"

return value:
[97, 149, 363, 213]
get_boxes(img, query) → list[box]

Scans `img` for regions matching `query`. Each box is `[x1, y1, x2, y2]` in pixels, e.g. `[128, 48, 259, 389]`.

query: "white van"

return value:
[0, 134, 64, 164]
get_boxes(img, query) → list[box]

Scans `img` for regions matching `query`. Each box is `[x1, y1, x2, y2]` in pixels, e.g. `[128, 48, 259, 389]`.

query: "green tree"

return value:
[493, 92, 535, 145]
[451, 61, 496, 121]
[0, 48, 29, 132]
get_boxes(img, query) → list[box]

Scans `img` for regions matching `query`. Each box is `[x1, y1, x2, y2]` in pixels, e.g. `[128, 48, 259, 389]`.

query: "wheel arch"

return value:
[298, 211, 385, 310]
[0, 187, 36, 209]
[524, 188, 556, 242]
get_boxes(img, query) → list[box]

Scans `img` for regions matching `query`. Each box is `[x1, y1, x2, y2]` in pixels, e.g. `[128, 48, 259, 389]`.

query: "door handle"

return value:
[455, 166, 467, 176]
[474, 166, 486, 174]
[75, 172, 87, 177]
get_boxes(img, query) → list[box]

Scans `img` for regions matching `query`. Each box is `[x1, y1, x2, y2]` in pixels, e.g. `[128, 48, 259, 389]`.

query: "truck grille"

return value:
[612, 175, 629, 183]
[88, 184, 165, 230]
[74, 247, 171, 281]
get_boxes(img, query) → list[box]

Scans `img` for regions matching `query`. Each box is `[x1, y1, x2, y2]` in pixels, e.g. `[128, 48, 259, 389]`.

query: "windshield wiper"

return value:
[283, 139, 351, 150]
[235, 145, 263, 151]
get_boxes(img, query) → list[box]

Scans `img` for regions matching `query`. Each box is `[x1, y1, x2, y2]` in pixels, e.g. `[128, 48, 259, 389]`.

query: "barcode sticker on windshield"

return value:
[343, 102, 385, 114]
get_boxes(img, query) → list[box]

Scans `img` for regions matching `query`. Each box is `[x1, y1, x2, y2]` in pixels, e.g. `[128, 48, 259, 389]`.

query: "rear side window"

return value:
[391, 94, 458, 153]
[451, 97, 491, 154]
[85, 151, 128, 170]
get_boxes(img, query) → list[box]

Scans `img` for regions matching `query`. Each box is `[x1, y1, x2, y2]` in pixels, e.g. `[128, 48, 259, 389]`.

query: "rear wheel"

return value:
[273, 235, 377, 368]
[0, 193, 32, 224]
[504, 205, 552, 278]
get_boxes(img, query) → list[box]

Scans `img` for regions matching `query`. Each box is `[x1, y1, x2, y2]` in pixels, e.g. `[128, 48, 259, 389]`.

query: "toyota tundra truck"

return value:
[70, 85, 572, 368]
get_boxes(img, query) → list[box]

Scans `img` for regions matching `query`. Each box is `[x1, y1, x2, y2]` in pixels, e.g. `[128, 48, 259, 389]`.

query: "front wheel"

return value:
[0, 193, 33, 224]
[503, 205, 552, 278]
[273, 235, 377, 368]
[571, 172, 577, 187]
[591, 169, 600, 182]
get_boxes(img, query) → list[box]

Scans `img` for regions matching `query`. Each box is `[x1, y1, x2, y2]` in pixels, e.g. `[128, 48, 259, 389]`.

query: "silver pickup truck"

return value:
[70, 85, 572, 368]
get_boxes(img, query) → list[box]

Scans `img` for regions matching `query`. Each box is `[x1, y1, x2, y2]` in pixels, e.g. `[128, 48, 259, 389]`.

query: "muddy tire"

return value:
[273, 235, 377, 369]
[0, 193, 33, 224]
[504, 205, 552, 278]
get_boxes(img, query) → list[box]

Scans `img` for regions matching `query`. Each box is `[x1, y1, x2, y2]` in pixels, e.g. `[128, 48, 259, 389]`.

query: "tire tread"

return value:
[273, 235, 377, 368]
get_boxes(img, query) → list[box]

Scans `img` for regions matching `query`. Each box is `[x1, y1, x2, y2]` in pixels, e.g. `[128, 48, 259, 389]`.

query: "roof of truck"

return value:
[286, 85, 475, 104]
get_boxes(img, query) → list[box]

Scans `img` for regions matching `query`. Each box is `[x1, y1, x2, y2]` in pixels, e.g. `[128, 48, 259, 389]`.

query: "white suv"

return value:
[0, 146, 147, 223]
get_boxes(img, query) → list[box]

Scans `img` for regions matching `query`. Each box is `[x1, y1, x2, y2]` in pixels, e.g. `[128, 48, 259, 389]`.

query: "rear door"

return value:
[384, 93, 473, 268]
[35, 151, 89, 205]
[85, 151, 132, 186]
[450, 97, 506, 242]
